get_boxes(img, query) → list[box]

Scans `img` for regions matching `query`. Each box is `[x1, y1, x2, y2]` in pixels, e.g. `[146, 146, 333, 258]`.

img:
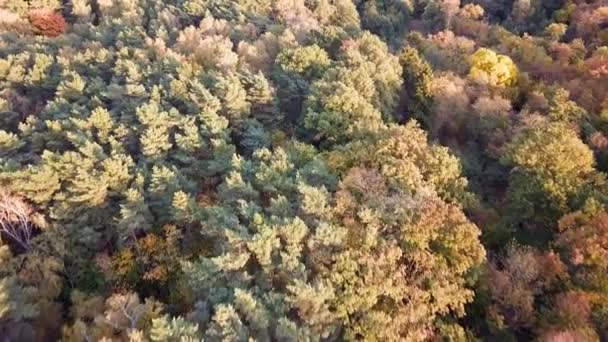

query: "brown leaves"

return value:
[487, 246, 566, 328]
[557, 209, 608, 271]
[585, 54, 608, 79]
[28, 9, 66, 37]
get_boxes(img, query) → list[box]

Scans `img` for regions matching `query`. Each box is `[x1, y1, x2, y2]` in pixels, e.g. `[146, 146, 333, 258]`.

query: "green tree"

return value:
[302, 33, 402, 143]
[501, 123, 600, 237]
[274, 44, 332, 123]
[178, 138, 484, 340]
[399, 47, 435, 126]
[358, 0, 413, 44]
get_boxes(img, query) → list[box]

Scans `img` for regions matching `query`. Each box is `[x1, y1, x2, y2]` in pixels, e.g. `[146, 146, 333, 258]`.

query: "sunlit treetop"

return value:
[468, 47, 519, 87]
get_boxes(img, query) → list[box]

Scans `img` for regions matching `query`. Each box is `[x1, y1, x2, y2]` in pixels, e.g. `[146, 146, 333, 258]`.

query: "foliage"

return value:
[469, 48, 519, 87]
[501, 122, 599, 231]
[399, 47, 434, 126]
[28, 10, 66, 37]
[1, 0, 608, 340]
[181, 142, 483, 340]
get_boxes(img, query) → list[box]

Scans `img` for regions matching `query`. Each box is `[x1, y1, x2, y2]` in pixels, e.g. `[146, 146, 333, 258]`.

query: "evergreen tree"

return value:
[399, 47, 435, 126]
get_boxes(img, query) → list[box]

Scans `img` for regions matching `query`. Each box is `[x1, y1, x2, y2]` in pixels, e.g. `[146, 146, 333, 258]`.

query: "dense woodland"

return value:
[0, 0, 608, 340]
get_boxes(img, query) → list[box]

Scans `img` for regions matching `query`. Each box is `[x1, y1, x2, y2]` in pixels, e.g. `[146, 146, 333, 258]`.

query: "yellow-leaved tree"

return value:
[468, 48, 519, 87]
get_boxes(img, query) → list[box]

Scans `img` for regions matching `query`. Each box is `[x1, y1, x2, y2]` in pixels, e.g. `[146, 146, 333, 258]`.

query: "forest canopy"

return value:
[0, 0, 608, 341]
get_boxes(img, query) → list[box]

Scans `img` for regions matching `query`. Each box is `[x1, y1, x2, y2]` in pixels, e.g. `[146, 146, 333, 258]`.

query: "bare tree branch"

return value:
[0, 191, 34, 251]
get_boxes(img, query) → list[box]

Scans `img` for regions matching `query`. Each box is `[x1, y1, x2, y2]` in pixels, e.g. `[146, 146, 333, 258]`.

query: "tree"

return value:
[544, 23, 567, 42]
[302, 33, 402, 143]
[440, 0, 461, 29]
[399, 47, 435, 126]
[274, 44, 331, 123]
[471, 95, 513, 157]
[469, 48, 518, 87]
[358, 0, 413, 43]
[501, 122, 599, 235]
[28, 9, 66, 37]
[547, 88, 587, 124]
[0, 236, 64, 341]
[150, 315, 201, 341]
[484, 245, 565, 335]
[62, 291, 164, 341]
[511, 0, 535, 25]
[5, 0, 608, 339]
[0, 191, 35, 251]
[557, 206, 608, 297]
[326, 122, 474, 205]
[180, 139, 484, 340]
